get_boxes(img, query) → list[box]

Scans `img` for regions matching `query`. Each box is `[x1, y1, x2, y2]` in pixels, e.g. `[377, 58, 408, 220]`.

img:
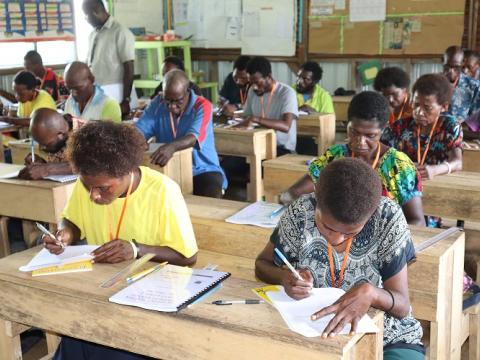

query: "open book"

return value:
[19, 245, 98, 272]
[256, 285, 379, 337]
[43, 174, 78, 183]
[0, 164, 24, 179]
[109, 264, 230, 312]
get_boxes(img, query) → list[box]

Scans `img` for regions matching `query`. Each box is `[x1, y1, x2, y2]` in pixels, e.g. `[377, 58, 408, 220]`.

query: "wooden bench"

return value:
[332, 96, 352, 123]
[185, 195, 465, 360]
[297, 113, 336, 155]
[0, 246, 384, 360]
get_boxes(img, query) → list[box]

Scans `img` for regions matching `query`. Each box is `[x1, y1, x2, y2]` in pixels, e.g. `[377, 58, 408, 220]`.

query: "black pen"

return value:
[212, 299, 264, 305]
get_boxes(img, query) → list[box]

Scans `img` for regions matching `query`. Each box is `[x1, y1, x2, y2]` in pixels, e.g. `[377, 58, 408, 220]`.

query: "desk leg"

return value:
[46, 331, 60, 355]
[470, 311, 480, 360]
[246, 155, 263, 202]
[0, 216, 10, 258]
[0, 319, 22, 360]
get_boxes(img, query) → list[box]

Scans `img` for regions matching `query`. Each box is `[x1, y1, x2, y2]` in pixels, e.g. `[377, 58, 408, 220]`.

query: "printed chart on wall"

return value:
[0, 0, 74, 43]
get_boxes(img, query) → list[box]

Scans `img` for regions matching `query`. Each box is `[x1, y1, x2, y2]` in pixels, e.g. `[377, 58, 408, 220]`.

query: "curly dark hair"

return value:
[412, 73, 453, 105]
[233, 55, 251, 71]
[316, 158, 382, 224]
[246, 56, 272, 77]
[66, 122, 145, 178]
[373, 67, 410, 91]
[299, 61, 323, 82]
[347, 91, 390, 127]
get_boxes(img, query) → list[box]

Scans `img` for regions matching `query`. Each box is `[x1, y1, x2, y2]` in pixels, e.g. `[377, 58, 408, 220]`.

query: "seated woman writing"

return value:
[43, 121, 198, 359]
[256, 158, 424, 360]
[280, 91, 425, 226]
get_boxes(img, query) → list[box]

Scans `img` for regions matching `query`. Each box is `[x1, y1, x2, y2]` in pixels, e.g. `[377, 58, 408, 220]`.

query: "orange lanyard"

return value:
[396, 95, 408, 121]
[107, 172, 134, 241]
[260, 82, 277, 118]
[351, 143, 381, 169]
[328, 237, 353, 288]
[240, 89, 247, 105]
[416, 117, 439, 166]
[169, 111, 184, 139]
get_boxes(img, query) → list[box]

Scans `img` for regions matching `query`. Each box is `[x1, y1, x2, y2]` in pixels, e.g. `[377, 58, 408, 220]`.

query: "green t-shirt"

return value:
[295, 84, 334, 113]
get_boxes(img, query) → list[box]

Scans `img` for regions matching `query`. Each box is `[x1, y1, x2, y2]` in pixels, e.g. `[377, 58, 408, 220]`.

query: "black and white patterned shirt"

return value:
[270, 194, 424, 352]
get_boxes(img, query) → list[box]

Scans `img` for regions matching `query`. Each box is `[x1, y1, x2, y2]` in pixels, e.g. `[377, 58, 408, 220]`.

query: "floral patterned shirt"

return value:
[447, 73, 480, 123]
[309, 144, 422, 206]
[381, 115, 463, 165]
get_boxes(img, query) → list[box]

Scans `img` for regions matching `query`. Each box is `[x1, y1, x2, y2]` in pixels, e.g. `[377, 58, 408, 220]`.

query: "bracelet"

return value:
[444, 161, 452, 174]
[128, 240, 138, 259]
[384, 288, 395, 313]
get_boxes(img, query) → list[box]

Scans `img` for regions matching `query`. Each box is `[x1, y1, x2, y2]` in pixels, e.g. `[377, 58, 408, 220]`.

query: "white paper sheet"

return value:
[0, 121, 11, 129]
[225, 201, 284, 228]
[0, 164, 24, 179]
[109, 264, 230, 312]
[19, 245, 98, 272]
[43, 174, 79, 183]
[267, 287, 379, 337]
[349, 0, 386, 22]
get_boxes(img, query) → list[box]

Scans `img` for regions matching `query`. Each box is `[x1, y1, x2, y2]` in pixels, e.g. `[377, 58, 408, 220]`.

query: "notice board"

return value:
[0, 0, 74, 43]
[308, 0, 465, 55]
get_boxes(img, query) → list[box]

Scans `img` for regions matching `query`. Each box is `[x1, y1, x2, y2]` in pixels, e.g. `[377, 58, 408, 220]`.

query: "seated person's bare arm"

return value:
[150, 134, 197, 167]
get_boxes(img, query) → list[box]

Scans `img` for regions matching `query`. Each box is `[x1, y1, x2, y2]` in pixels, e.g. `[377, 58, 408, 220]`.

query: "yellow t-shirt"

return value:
[17, 89, 57, 118]
[62, 166, 198, 258]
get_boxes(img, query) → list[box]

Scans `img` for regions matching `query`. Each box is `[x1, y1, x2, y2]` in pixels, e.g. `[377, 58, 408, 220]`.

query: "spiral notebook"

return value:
[109, 264, 231, 312]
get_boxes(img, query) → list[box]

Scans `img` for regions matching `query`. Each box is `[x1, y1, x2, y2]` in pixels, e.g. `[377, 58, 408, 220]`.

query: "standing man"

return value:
[24, 50, 60, 101]
[218, 55, 251, 117]
[239, 56, 298, 155]
[294, 61, 333, 114]
[63, 61, 121, 122]
[136, 70, 227, 198]
[442, 45, 480, 123]
[83, 0, 135, 117]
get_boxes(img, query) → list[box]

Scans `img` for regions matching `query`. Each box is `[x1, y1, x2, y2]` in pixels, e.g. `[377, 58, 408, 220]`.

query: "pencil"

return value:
[30, 139, 35, 163]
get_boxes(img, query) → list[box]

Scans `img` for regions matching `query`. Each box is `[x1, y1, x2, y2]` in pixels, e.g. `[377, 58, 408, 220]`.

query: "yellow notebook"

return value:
[32, 260, 93, 277]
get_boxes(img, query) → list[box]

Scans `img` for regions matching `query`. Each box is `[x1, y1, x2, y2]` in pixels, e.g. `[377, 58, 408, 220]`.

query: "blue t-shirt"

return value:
[136, 92, 227, 189]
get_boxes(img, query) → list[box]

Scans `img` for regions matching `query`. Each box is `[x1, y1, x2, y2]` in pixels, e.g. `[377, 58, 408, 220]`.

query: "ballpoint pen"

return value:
[35, 222, 65, 249]
[212, 299, 264, 305]
[270, 206, 285, 219]
[274, 248, 304, 281]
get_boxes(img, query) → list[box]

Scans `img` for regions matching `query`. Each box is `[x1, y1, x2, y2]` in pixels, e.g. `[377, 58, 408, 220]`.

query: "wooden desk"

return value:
[142, 143, 193, 194]
[0, 247, 383, 360]
[186, 195, 465, 360]
[297, 113, 336, 155]
[463, 148, 480, 172]
[422, 171, 480, 223]
[8, 138, 48, 165]
[262, 154, 311, 202]
[0, 163, 75, 257]
[214, 127, 276, 201]
[332, 96, 352, 123]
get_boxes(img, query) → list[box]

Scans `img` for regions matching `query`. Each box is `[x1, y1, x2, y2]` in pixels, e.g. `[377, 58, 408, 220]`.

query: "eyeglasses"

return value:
[164, 94, 186, 106]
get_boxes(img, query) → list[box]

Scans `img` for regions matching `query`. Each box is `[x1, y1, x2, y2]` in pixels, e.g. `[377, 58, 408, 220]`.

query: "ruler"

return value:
[100, 253, 155, 288]
[414, 227, 462, 253]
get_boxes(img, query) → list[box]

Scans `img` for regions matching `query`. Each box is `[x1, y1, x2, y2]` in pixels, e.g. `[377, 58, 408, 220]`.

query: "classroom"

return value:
[0, 0, 479, 359]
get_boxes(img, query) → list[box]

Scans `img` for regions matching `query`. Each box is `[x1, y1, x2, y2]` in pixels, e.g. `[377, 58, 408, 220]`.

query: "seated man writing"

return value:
[63, 61, 121, 122]
[294, 61, 333, 114]
[217, 55, 251, 117]
[238, 56, 298, 155]
[136, 69, 227, 198]
[18, 108, 73, 180]
[44, 121, 198, 359]
[255, 158, 424, 360]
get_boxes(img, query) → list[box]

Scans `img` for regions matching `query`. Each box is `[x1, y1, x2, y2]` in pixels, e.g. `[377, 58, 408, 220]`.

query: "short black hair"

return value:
[66, 122, 145, 178]
[464, 49, 480, 61]
[164, 56, 185, 71]
[316, 158, 382, 224]
[24, 50, 43, 65]
[412, 73, 453, 105]
[233, 55, 251, 71]
[299, 61, 323, 82]
[373, 67, 410, 91]
[444, 45, 463, 59]
[246, 56, 272, 77]
[13, 70, 40, 90]
[347, 91, 390, 127]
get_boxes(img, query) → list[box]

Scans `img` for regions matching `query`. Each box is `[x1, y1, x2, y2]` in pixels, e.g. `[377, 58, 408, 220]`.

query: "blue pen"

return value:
[270, 206, 285, 219]
[274, 248, 304, 281]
